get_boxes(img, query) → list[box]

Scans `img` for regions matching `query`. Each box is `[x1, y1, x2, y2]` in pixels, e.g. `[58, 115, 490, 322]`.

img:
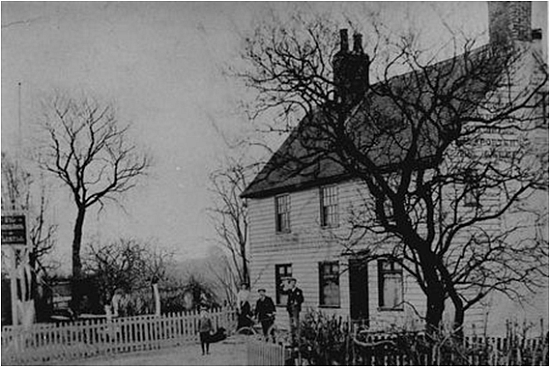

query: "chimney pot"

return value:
[353, 33, 364, 54]
[488, 2, 532, 44]
[333, 28, 369, 109]
[339, 29, 349, 53]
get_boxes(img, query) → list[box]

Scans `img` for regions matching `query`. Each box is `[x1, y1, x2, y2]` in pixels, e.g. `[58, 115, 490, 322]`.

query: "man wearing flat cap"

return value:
[254, 288, 276, 339]
[280, 277, 303, 344]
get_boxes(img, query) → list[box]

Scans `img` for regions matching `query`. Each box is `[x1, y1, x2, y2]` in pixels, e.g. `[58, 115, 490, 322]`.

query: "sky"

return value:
[1, 2, 548, 269]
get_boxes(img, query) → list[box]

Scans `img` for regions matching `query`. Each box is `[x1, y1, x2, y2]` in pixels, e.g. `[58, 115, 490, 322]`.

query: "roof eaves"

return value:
[242, 45, 497, 199]
[241, 173, 352, 199]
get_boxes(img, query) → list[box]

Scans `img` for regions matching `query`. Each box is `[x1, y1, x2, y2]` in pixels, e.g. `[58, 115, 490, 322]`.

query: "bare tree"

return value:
[1, 152, 57, 278]
[2, 152, 31, 210]
[37, 92, 150, 296]
[2, 152, 58, 321]
[84, 238, 172, 307]
[208, 159, 252, 297]
[205, 246, 241, 305]
[238, 11, 548, 333]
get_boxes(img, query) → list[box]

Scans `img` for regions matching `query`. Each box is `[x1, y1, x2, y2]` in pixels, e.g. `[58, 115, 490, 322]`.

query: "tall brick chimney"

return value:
[332, 29, 370, 108]
[488, 2, 532, 45]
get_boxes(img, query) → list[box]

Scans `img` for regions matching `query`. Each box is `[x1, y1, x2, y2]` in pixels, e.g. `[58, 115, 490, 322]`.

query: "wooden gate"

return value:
[247, 339, 288, 366]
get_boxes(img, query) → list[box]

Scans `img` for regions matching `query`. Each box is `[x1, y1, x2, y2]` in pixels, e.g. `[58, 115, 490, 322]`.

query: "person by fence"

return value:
[198, 306, 214, 355]
[1, 307, 236, 365]
[254, 288, 276, 340]
[236, 283, 253, 330]
[280, 277, 303, 345]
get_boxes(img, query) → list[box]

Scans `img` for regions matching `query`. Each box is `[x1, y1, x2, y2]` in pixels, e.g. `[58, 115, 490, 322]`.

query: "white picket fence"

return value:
[1, 308, 236, 365]
[247, 339, 288, 366]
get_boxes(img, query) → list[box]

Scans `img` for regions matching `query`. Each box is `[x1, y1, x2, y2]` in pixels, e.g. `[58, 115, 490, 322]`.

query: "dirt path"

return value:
[65, 336, 248, 366]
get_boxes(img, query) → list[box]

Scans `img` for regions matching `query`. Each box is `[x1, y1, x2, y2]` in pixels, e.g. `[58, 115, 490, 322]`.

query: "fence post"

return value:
[153, 283, 161, 317]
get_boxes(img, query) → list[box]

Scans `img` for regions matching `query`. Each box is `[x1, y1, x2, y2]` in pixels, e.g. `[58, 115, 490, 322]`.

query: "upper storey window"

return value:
[320, 185, 339, 228]
[275, 194, 290, 233]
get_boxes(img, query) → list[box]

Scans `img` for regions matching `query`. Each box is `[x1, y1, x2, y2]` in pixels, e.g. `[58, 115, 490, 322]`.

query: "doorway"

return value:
[348, 259, 369, 324]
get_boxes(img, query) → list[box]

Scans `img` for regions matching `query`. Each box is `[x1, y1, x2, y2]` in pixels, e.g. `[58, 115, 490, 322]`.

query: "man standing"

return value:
[281, 277, 303, 344]
[254, 288, 276, 340]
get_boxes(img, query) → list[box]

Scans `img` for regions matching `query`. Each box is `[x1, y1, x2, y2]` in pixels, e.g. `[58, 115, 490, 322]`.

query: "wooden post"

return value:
[152, 282, 160, 317]
[9, 247, 18, 325]
[105, 304, 112, 321]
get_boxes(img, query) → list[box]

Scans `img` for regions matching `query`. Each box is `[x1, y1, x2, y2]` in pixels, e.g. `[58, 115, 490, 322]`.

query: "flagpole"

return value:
[17, 82, 22, 165]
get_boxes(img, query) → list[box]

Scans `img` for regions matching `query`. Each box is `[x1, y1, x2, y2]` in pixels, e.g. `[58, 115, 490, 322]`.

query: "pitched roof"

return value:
[242, 45, 506, 199]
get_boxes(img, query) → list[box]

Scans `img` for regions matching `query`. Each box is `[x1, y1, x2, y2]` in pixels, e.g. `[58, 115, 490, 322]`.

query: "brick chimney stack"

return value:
[339, 29, 349, 54]
[488, 2, 532, 45]
[353, 33, 364, 54]
[333, 29, 370, 109]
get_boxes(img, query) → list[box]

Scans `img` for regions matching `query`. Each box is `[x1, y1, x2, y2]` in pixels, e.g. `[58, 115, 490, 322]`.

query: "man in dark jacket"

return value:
[280, 277, 304, 344]
[254, 288, 276, 339]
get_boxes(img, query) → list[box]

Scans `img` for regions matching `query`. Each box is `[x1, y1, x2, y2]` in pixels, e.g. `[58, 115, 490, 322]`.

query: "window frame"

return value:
[275, 194, 291, 233]
[318, 261, 341, 308]
[275, 264, 292, 306]
[377, 259, 404, 311]
[320, 185, 339, 228]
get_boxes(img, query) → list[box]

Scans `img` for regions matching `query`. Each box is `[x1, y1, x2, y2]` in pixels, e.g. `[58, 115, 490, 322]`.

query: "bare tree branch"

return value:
[238, 12, 548, 333]
[36, 91, 151, 313]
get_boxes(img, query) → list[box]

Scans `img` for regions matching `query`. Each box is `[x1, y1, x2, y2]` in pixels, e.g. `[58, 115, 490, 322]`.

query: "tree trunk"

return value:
[72, 207, 86, 278]
[419, 250, 445, 335]
[439, 262, 466, 338]
[241, 242, 249, 285]
[70, 207, 86, 313]
[452, 301, 465, 339]
[425, 282, 445, 334]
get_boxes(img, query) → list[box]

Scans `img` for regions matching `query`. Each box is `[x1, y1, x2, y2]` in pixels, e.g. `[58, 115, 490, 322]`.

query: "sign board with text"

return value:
[1, 213, 27, 247]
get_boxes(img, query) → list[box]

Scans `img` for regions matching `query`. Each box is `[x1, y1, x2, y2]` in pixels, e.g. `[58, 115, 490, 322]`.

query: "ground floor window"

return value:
[319, 261, 340, 307]
[275, 264, 292, 306]
[378, 260, 403, 310]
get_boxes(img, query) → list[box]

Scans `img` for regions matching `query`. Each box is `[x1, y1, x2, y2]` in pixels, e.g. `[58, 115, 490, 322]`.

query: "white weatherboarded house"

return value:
[241, 2, 547, 333]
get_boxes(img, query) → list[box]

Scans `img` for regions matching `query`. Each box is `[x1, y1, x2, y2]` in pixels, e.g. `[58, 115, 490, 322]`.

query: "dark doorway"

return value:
[349, 259, 368, 324]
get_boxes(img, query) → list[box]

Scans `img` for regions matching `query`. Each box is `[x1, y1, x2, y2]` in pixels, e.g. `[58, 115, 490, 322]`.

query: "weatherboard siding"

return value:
[247, 44, 546, 332]
[248, 179, 428, 330]
[248, 177, 513, 332]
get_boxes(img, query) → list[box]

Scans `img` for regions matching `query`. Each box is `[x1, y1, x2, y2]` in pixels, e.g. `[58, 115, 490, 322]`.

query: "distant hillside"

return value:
[163, 245, 237, 305]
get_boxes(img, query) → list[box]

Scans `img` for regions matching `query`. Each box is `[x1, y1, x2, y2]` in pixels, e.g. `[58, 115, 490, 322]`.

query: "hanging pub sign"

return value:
[1, 213, 27, 247]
